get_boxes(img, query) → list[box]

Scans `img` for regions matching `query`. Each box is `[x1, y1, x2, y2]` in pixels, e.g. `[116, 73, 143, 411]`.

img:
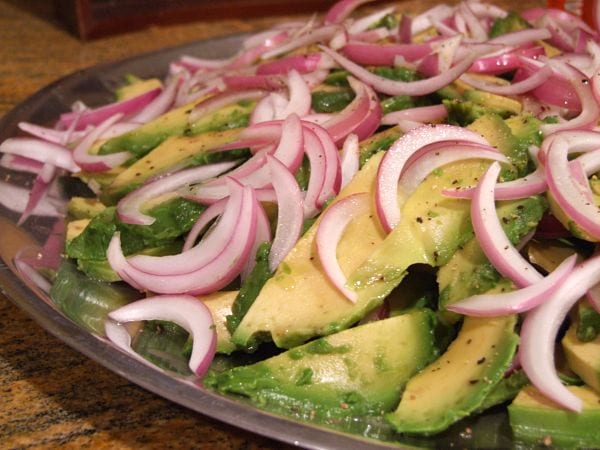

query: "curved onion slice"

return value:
[340, 42, 433, 66]
[18, 163, 57, 226]
[303, 122, 342, 207]
[279, 69, 312, 119]
[520, 253, 600, 412]
[117, 160, 239, 225]
[316, 192, 370, 302]
[324, 0, 376, 24]
[546, 138, 600, 239]
[376, 124, 489, 232]
[448, 254, 576, 316]
[107, 186, 257, 294]
[256, 53, 323, 75]
[302, 126, 328, 218]
[472, 162, 542, 287]
[58, 87, 161, 130]
[18, 121, 87, 145]
[266, 155, 304, 272]
[541, 61, 600, 134]
[320, 45, 482, 96]
[261, 25, 340, 61]
[105, 295, 216, 376]
[382, 104, 448, 125]
[340, 133, 360, 188]
[0, 137, 80, 172]
[72, 113, 131, 172]
[0, 153, 44, 174]
[460, 64, 552, 95]
[0, 180, 62, 218]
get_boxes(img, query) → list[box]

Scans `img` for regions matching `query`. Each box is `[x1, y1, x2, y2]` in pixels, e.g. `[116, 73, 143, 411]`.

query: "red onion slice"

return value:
[188, 89, 266, 124]
[460, 63, 552, 95]
[347, 6, 396, 34]
[375, 124, 489, 232]
[303, 122, 342, 207]
[520, 253, 600, 412]
[472, 162, 543, 288]
[0, 180, 62, 218]
[266, 155, 304, 272]
[18, 163, 57, 226]
[382, 104, 448, 125]
[340, 42, 433, 66]
[58, 87, 161, 130]
[183, 199, 226, 252]
[340, 133, 359, 189]
[448, 254, 576, 316]
[324, 0, 376, 24]
[118, 160, 238, 225]
[261, 25, 340, 61]
[18, 122, 87, 145]
[0, 137, 80, 172]
[256, 53, 323, 75]
[302, 126, 328, 218]
[279, 69, 312, 119]
[105, 295, 216, 376]
[72, 113, 131, 172]
[316, 192, 370, 302]
[0, 154, 44, 174]
[546, 137, 600, 240]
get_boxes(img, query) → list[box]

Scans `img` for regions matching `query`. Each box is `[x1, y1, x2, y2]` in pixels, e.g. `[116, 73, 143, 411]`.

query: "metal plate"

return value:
[0, 34, 515, 449]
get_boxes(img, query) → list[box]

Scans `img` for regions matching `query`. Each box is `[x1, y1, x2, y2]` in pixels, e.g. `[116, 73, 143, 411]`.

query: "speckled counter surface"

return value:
[0, 0, 542, 448]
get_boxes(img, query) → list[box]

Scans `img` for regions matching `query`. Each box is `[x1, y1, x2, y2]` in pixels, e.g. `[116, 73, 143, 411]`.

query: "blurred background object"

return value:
[54, 0, 338, 39]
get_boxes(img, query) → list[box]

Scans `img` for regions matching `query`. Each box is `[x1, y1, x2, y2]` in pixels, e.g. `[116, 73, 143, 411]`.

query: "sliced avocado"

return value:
[508, 385, 600, 448]
[115, 78, 162, 101]
[210, 309, 438, 422]
[527, 238, 580, 272]
[575, 301, 600, 342]
[67, 197, 106, 219]
[66, 218, 90, 242]
[467, 113, 529, 177]
[97, 99, 254, 160]
[200, 291, 238, 354]
[562, 324, 600, 393]
[102, 128, 243, 203]
[386, 315, 519, 435]
[232, 151, 388, 350]
[474, 370, 530, 414]
[358, 126, 401, 167]
[489, 11, 532, 38]
[464, 89, 522, 115]
[437, 195, 546, 322]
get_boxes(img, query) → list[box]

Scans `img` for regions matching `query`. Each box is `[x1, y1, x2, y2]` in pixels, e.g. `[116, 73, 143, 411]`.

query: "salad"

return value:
[2, 0, 600, 447]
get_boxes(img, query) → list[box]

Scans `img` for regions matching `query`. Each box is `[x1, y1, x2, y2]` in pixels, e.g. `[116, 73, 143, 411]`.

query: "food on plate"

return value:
[3, 0, 600, 446]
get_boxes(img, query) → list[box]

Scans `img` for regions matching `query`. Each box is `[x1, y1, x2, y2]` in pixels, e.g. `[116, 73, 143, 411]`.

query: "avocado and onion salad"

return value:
[3, 0, 600, 445]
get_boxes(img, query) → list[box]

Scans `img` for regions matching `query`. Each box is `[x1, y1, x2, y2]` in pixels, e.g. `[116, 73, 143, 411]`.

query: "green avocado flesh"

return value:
[387, 315, 519, 435]
[508, 385, 600, 448]
[209, 309, 437, 423]
[232, 154, 488, 350]
[562, 324, 600, 393]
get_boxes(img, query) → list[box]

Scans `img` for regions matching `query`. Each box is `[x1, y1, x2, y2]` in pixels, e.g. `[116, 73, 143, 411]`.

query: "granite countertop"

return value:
[0, 0, 542, 448]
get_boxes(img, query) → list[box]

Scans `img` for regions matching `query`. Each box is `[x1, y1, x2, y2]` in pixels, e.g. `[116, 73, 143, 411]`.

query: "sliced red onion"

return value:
[18, 163, 57, 226]
[375, 124, 489, 232]
[399, 143, 509, 194]
[188, 89, 266, 124]
[469, 45, 545, 75]
[128, 178, 244, 275]
[302, 126, 328, 218]
[398, 14, 412, 43]
[304, 122, 341, 207]
[382, 104, 448, 125]
[320, 45, 483, 97]
[467, 1, 507, 19]
[106, 295, 216, 376]
[0, 180, 62, 218]
[18, 121, 87, 145]
[448, 254, 576, 316]
[520, 253, 600, 412]
[411, 4, 454, 35]
[545, 137, 600, 240]
[261, 25, 340, 61]
[488, 28, 552, 46]
[0, 153, 44, 174]
[107, 186, 257, 294]
[117, 160, 238, 225]
[58, 87, 161, 130]
[459, 2, 487, 41]
[347, 6, 396, 34]
[241, 204, 272, 280]
[316, 192, 370, 302]
[0, 137, 80, 172]
[341, 41, 433, 66]
[183, 198, 226, 252]
[279, 69, 312, 119]
[340, 133, 359, 189]
[324, 0, 376, 24]
[460, 63, 552, 95]
[540, 61, 600, 134]
[256, 53, 323, 75]
[266, 155, 304, 272]
[223, 74, 286, 91]
[522, 7, 596, 36]
[322, 76, 371, 143]
[72, 113, 131, 172]
[472, 162, 543, 287]
[250, 93, 288, 124]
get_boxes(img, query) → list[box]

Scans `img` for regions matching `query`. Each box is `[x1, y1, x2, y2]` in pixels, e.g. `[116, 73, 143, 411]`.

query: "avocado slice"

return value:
[102, 128, 243, 203]
[97, 99, 254, 160]
[67, 197, 106, 219]
[508, 385, 600, 448]
[387, 315, 519, 435]
[199, 291, 238, 355]
[562, 324, 600, 393]
[210, 309, 438, 423]
[115, 77, 162, 101]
